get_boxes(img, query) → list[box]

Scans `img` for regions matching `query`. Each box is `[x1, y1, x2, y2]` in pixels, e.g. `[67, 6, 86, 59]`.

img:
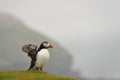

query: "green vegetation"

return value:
[0, 71, 75, 80]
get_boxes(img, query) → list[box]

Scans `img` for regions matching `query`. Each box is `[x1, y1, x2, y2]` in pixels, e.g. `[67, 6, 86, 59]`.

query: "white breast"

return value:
[35, 49, 50, 68]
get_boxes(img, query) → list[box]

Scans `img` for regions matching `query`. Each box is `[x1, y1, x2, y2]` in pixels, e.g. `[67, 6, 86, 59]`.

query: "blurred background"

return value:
[0, 0, 120, 79]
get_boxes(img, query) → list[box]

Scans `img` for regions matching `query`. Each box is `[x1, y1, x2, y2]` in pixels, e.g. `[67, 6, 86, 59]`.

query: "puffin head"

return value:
[41, 41, 53, 49]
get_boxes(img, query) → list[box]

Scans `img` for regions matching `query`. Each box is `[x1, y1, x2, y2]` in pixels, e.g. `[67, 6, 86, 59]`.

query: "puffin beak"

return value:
[48, 44, 53, 48]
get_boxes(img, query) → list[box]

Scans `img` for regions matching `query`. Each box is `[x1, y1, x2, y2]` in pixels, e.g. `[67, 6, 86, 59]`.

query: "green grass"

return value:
[0, 71, 76, 80]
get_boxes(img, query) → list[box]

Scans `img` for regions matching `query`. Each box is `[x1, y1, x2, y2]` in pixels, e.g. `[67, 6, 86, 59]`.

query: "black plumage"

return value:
[22, 44, 38, 70]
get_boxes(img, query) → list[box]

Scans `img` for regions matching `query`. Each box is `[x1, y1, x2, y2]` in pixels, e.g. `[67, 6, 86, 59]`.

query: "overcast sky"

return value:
[0, 0, 120, 78]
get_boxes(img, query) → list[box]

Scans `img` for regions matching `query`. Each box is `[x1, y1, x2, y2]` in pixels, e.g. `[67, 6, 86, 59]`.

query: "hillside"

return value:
[0, 71, 76, 80]
[0, 12, 79, 77]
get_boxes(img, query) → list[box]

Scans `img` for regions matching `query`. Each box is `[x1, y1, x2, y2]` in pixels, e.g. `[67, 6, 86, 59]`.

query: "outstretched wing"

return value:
[22, 44, 37, 53]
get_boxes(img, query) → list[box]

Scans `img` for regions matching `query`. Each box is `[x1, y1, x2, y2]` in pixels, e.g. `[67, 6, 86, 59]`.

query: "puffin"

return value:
[22, 41, 53, 71]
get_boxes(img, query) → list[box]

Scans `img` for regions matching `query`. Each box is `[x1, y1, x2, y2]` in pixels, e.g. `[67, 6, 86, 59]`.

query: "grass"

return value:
[0, 70, 76, 80]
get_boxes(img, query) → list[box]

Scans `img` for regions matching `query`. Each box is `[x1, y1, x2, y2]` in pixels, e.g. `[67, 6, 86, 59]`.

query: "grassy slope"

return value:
[0, 71, 76, 80]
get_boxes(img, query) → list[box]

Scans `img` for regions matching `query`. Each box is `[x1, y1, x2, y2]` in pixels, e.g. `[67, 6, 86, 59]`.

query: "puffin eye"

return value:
[43, 42, 49, 47]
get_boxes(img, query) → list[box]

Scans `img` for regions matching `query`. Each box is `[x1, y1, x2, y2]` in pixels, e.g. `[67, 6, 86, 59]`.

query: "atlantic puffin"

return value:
[22, 41, 53, 71]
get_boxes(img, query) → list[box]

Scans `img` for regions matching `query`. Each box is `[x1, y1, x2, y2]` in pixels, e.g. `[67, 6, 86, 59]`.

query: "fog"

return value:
[0, 0, 120, 79]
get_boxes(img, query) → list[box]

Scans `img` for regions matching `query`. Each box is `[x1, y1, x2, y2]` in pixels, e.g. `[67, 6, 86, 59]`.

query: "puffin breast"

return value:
[35, 49, 50, 67]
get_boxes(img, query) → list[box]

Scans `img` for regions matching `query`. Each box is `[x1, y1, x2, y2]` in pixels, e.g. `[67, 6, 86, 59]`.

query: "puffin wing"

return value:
[22, 44, 37, 53]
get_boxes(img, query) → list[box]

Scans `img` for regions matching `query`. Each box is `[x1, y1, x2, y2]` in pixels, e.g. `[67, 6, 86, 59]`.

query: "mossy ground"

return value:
[0, 70, 76, 80]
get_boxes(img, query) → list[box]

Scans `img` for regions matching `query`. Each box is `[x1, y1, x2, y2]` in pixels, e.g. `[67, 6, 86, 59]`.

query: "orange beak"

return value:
[48, 44, 53, 48]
